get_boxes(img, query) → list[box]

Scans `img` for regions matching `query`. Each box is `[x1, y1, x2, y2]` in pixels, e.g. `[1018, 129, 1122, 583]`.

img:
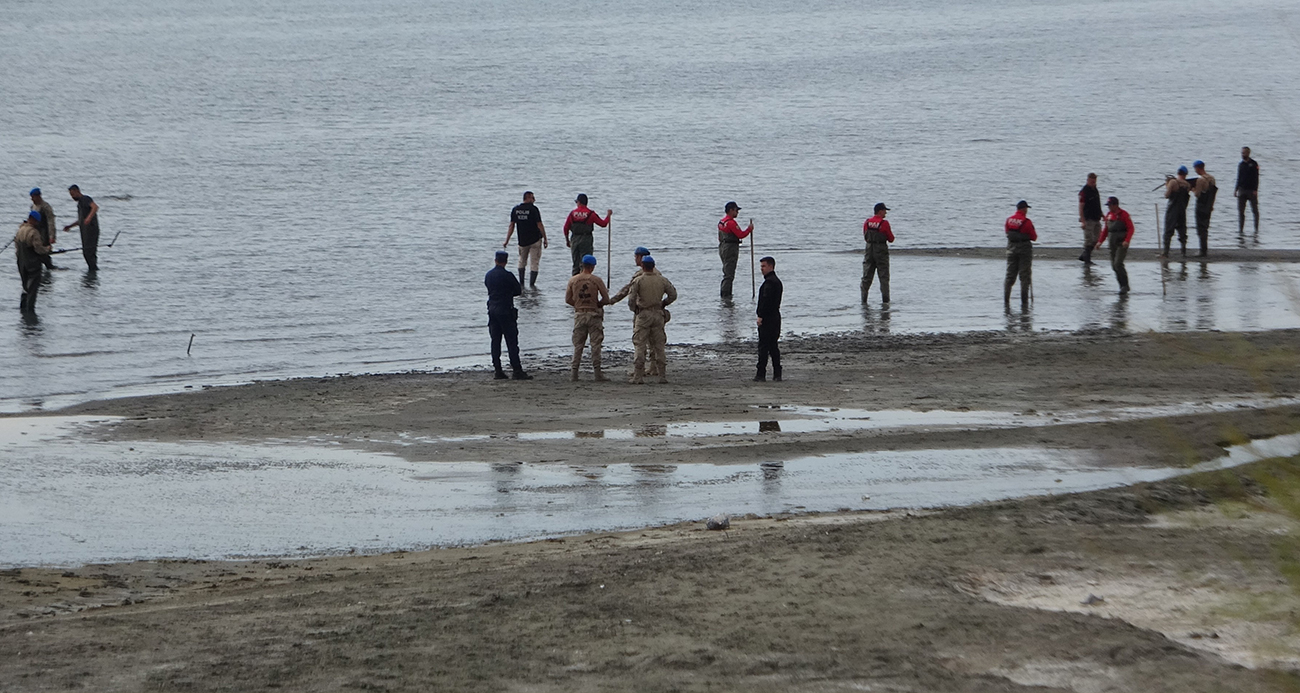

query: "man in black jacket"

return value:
[1235, 146, 1260, 236]
[754, 256, 783, 382]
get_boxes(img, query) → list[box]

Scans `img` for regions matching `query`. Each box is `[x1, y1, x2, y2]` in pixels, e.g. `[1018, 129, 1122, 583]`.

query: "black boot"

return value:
[529, 271, 538, 287]
[517, 268, 525, 285]
[1079, 246, 1093, 264]
[494, 368, 509, 380]
[753, 370, 766, 382]
[773, 366, 782, 382]
[512, 370, 534, 381]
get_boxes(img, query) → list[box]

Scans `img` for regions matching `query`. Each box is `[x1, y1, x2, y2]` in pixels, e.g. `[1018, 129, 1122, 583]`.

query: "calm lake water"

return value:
[2, 0, 1299, 410]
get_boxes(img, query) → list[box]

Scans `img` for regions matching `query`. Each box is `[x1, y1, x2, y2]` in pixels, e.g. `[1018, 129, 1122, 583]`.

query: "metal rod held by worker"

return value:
[749, 219, 756, 299]
[1156, 203, 1166, 296]
[106, 229, 124, 247]
[187, 333, 195, 356]
[606, 219, 611, 285]
[51, 247, 82, 255]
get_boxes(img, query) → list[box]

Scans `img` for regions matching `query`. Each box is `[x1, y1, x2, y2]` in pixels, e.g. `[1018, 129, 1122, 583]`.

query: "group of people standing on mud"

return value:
[488, 194, 782, 384]
[11, 185, 103, 317]
[487, 147, 1263, 381]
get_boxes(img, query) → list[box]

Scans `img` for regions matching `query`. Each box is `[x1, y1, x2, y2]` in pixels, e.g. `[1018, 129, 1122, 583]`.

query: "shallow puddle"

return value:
[3, 417, 1298, 567]
[384, 397, 1298, 445]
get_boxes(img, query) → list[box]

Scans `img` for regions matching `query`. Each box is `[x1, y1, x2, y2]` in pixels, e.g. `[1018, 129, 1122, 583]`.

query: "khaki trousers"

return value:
[632, 309, 667, 381]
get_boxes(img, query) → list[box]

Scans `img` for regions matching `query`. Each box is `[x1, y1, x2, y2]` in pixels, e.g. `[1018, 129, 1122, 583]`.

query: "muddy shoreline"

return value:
[6, 328, 1300, 691]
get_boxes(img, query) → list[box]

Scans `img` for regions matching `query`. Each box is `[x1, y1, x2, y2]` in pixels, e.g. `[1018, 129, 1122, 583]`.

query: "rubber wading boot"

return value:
[517, 268, 525, 285]
[1003, 283, 1013, 304]
[1181, 242, 1187, 257]
[773, 367, 782, 382]
[494, 369, 509, 380]
[1080, 246, 1093, 264]
[512, 370, 533, 381]
[529, 271, 538, 287]
[594, 366, 609, 382]
[570, 367, 579, 382]
[753, 371, 766, 382]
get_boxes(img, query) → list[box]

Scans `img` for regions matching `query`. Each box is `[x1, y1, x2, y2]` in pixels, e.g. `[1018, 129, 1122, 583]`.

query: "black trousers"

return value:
[18, 262, 40, 313]
[757, 318, 781, 375]
[488, 309, 523, 373]
[81, 226, 99, 270]
[1195, 206, 1212, 253]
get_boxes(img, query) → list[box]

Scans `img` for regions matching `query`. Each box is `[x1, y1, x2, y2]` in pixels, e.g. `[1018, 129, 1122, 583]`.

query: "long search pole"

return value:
[749, 219, 756, 299]
[1156, 203, 1166, 296]
[606, 218, 612, 285]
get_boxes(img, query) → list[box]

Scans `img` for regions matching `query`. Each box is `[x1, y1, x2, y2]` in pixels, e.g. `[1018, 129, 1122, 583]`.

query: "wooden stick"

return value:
[606, 218, 612, 285]
[749, 219, 756, 299]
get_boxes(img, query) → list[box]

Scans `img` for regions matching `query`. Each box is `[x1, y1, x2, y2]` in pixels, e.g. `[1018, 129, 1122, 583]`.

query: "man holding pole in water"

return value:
[504, 191, 547, 288]
[717, 201, 753, 299]
[1095, 196, 1134, 294]
[1190, 160, 1216, 257]
[14, 211, 51, 315]
[63, 185, 99, 271]
[29, 188, 57, 271]
[562, 194, 611, 276]
[1004, 201, 1036, 305]
[1162, 166, 1191, 257]
[861, 202, 893, 304]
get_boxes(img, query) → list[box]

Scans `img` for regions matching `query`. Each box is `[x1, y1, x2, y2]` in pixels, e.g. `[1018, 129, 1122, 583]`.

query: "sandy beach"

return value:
[3, 328, 1300, 690]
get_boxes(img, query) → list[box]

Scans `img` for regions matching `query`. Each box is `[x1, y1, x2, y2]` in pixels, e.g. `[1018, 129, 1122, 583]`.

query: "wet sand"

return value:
[6, 328, 1300, 690]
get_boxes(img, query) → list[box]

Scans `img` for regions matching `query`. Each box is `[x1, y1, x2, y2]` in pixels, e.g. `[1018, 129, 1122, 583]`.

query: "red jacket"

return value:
[1097, 208, 1135, 244]
[863, 216, 894, 242]
[563, 206, 610, 238]
[718, 216, 752, 241]
[1004, 212, 1037, 241]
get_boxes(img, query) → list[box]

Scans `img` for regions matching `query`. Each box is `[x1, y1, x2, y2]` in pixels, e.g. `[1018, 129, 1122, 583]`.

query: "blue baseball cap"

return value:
[29, 188, 40, 196]
[494, 250, 509, 261]
[634, 246, 650, 256]
[641, 255, 655, 266]
[27, 210, 41, 222]
[582, 254, 597, 266]
[1193, 160, 1204, 168]
[1178, 165, 1188, 174]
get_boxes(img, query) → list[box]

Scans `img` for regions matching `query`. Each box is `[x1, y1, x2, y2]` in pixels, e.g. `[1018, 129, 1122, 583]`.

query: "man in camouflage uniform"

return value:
[566, 254, 610, 381]
[627, 255, 676, 384]
[607, 246, 658, 376]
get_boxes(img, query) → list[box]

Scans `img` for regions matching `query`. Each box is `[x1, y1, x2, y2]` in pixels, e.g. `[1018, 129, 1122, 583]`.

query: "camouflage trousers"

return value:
[571, 312, 604, 371]
[631, 309, 667, 382]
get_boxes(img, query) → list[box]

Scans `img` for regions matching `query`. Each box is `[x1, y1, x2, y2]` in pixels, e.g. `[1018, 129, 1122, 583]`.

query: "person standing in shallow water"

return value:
[861, 202, 893, 303]
[484, 250, 532, 381]
[606, 246, 659, 377]
[754, 256, 783, 382]
[717, 201, 753, 299]
[1095, 196, 1134, 294]
[1190, 160, 1217, 257]
[1235, 146, 1260, 237]
[562, 194, 611, 276]
[1077, 173, 1102, 265]
[29, 188, 57, 271]
[63, 185, 99, 271]
[1003, 200, 1036, 305]
[1163, 166, 1191, 257]
[14, 210, 51, 315]
[504, 191, 547, 287]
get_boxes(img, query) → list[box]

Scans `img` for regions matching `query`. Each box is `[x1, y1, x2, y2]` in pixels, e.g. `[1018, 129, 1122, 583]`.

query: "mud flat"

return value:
[5, 328, 1300, 690]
